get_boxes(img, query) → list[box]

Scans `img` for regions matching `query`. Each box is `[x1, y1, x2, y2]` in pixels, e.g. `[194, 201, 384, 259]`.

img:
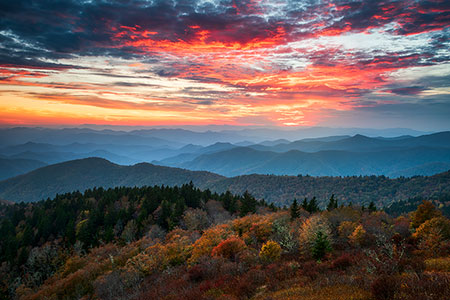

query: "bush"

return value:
[300, 261, 319, 280]
[371, 275, 400, 300]
[330, 253, 353, 270]
[211, 237, 246, 261]
[425, 257, 450, 272]
[396, 272, 450, 300]
[259, 241, 282, 263]
[349, 225, 367, 247]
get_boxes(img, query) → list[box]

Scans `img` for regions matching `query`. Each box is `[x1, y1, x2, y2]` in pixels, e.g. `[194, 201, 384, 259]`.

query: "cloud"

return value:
[0, 0, 449, 128]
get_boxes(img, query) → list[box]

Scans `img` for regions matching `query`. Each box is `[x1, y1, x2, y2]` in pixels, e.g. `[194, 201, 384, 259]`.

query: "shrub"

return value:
[395, 272, 450, 300]
[349, 224, 366, 247]
[259, 241, 282, 263]
[371, 275, 400, 300]
[211, 237, 246, 261]
[301, 261, 319, 280]
[330, 253, 353, 270]
[425, 257, 450, 272]
[189, 225, 232, 264]
[271, 217, 299, 253]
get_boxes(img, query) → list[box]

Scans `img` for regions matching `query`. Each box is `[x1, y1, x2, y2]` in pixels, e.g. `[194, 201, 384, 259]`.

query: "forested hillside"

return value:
[0, 186, 449, 300]
[1, 158, 449, 208]
[0, 184, 268, 298]
[0, 158, 47, 181]
[0, 158, 223, 203]
[206, 171, 450, 207]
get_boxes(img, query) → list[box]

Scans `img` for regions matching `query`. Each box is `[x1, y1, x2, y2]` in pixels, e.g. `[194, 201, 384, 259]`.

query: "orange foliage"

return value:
[211, 237, 247, 261]
[189, 224, 233, 264]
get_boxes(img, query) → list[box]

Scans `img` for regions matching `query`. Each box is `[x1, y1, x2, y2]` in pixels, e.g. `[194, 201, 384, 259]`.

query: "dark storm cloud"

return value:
[0, 2, 443, 51]
[389, 86, 427, 95]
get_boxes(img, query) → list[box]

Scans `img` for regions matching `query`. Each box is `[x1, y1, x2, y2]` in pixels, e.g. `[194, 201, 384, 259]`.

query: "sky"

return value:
[0, 0, 449, 130]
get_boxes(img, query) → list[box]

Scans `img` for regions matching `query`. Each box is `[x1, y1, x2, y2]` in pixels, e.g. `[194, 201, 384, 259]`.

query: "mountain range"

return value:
[1, 157, 449, 207]
[0, 128, 449, 181]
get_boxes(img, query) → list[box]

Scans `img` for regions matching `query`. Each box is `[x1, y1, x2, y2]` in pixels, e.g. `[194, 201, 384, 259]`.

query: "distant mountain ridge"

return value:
[153, 132, 450, 177]
[0, 158, 449, 207]
[1, 129, 449, 181]
[0, 158, 223, 203]
[0, 158, 47, 181]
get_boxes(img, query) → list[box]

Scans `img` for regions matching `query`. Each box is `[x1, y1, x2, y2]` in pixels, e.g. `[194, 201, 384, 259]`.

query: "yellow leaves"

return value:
[259, 241, 282, 263]
[349, 225, 366, 247]
[126, 243, 168, 275]
[126, 233, 194, 275]
[410, 200, 442, 229]
[75, 219, 88, 236]
[165, 235, 193, 266]
[413, 216, 450, 256]
[413, 216, 450, 240]
[338, 221, 358, 239]
[298, 215, 332, 257]
[425, 257, 450, 272]
[252, 284, 371, 300]
[189, 224, 233, 264]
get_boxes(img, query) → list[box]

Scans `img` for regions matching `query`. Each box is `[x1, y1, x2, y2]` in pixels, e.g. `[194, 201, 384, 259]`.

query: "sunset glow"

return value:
[0, 0, 449, 129]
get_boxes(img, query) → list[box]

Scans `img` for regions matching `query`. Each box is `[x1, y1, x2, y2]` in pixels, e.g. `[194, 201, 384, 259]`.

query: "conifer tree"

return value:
[308, 197, 319, 213]
[312, 231, 332, 261]
[327, 194, 338, 211]
[290, 199, 300, 219]
[240, 191, 258, 216]
[301, 198, 309, 210]
[368, 201, 377, 212]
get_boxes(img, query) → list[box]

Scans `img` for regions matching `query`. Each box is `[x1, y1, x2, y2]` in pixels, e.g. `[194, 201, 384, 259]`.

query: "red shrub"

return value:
[300, 261, 319, 280]
[188, 265, 206, 282]
[371, 275, 400, 300]
[211, 237, 246, 261]
[330, 253, 353, 270]
[235, 268, 266, 298]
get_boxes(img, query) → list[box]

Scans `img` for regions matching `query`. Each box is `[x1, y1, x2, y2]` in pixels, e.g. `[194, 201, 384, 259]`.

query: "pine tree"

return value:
[312, 231, 332, 261]
[290, 199, 300, 219]
[308, 197, 319, 213]
[368, 201, 377, 212]
[327, 194, 338, 211]
[158, 200, 172, 229]
[240, 191, 257, 216]
[301, 198, 309, 210]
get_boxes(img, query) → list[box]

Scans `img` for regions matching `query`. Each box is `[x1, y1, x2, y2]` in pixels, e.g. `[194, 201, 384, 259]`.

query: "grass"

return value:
[424, 256, 450, 272]
[252, 284, 371, 300]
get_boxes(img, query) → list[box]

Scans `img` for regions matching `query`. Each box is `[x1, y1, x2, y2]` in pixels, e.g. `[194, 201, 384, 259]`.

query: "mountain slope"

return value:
[203, 171, 450, 207]
[8, 150, 137, 165]
[178, 146, 450, 177]
[0, 158, 47, 181]
[0, 158, 224, 203]
[1, 158, 449, 206]
[254, 131, 450, 153]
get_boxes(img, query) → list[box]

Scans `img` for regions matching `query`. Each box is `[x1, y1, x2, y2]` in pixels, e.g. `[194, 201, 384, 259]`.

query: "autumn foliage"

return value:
[0, 185, 449, 300]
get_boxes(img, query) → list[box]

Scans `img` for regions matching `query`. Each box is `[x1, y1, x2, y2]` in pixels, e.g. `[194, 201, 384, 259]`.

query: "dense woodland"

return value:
[1, 157, 450, 208]
[211, 171, 450, 207]
[0, 184, 449, 300]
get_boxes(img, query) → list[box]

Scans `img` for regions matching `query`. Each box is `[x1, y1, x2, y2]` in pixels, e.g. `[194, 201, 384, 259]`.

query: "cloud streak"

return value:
[0, 0, 449, 128]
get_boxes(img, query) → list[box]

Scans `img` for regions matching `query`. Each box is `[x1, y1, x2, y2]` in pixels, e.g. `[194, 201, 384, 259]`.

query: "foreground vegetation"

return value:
[0, 185, 449, 300]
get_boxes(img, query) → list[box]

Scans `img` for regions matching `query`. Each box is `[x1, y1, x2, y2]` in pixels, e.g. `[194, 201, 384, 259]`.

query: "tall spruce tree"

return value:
[290, 199, 300, 219]
[327, 194, 338, 211]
